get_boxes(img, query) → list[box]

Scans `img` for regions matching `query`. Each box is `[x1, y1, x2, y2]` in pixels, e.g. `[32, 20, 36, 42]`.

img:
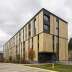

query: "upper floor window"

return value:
[56, 18, 59, 35]
[28, 23, 31, 30]
[19, 32, 21, 42]
[25, 26, 27, 40]
[28, 24, 31, 38]
[44, 14, 50, 33]
[33, 18, 36, 35]
[44, 15, 50, 25]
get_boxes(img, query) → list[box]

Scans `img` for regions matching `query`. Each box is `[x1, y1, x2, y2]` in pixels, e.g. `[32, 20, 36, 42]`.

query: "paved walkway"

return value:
[0, 63, 57, 72]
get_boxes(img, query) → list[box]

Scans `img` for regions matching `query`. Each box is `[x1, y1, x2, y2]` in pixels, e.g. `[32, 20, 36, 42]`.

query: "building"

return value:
[3, 8, 68, 63]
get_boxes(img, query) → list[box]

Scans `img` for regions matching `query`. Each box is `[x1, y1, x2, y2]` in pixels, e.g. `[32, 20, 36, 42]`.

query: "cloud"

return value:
[0, 29, 10, 41]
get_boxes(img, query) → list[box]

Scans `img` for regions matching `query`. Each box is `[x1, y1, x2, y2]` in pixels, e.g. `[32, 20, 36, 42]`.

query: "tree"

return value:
[28, 48, 35, 61]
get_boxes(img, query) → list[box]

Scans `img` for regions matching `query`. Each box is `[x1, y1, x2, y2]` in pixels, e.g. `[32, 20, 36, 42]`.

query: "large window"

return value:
[44, 15, 50, 25]
[44, 15, 50, 33]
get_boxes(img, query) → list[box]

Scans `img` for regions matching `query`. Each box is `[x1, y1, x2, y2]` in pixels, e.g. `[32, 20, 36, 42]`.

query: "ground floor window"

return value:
[38, 52, 57, 63]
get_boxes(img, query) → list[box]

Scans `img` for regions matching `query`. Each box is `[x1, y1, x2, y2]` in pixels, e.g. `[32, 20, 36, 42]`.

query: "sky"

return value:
[0, 0, 72, 51]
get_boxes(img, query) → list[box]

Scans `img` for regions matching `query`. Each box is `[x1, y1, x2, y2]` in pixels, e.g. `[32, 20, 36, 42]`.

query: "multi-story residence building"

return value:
[3, 8, 68, 63]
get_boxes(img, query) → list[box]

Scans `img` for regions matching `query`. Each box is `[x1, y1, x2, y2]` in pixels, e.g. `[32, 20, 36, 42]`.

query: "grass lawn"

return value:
[25, 64, 72, 72]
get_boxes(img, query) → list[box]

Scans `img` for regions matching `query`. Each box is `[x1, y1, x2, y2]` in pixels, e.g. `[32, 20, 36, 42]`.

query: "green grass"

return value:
[25, 64, 72, 72]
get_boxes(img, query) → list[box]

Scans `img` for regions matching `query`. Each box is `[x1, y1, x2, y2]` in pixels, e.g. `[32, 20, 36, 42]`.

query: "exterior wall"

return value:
[19, 29, 24, 61]
[30, 38, 32, 49]
[39, 33, 43, 52]
[3, 43, 9, 61]
[33, 36, 38, 61]
[59, 20, 68, 61]
[50, 15, 56, 34]
[43, 33, 53, 52]
[59, 20, 68, 38]
[59, 38, 68, 61]
[39, 33, 53, 52]
[25, 41, 28, 60]
[38, 11, 43, 33]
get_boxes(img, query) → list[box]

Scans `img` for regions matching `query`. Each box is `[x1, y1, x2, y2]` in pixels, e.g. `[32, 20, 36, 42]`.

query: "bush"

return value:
[16, 54, 20, 63]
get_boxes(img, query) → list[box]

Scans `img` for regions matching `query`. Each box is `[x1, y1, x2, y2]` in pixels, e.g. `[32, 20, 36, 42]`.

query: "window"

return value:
[44, 25, 49, 31]
[25, 26, 27, 40]
[21, 42, 22, 57]
[34, 19, 36, 35]
[28, 23, 31, 29]
[23, 41, 25, 48]
[56, 18, 59, 35]
[32, 37, 33, 49]
[28, 24, 31, 38]
[38, 35, 39, 51]
[19, 32, 21, 42]
[23, 41, 25, 58]
[23, 28, 24, 41]
[29, 31, 31, 37]
[16, 45, 17, 55]
[44, 15, 50, 25]
[56, 18, 59, 23]
[56, 36, 59, 60]
[44, 15, 50, 33]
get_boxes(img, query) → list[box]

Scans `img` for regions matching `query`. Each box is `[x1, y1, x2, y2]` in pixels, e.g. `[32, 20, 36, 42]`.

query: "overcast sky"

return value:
[0, 0, 72, 51]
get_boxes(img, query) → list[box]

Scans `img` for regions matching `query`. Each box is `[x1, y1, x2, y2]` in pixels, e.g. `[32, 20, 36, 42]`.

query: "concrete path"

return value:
[0, 63, 57, 72]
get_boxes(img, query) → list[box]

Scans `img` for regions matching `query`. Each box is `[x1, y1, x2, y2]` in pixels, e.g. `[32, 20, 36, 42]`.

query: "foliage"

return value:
[16, 54, 20, 63]
[28, 48, 35, 61]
